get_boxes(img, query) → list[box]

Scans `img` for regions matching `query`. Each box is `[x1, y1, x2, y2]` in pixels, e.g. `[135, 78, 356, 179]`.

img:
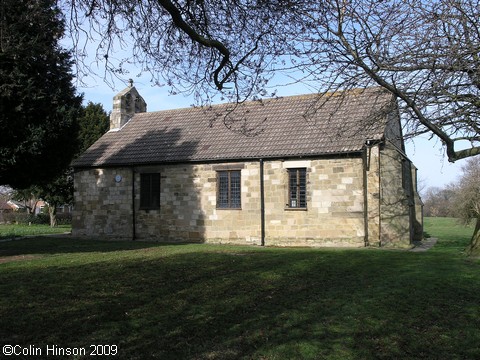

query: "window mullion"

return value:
[227, 172, 231, 208]
[296, 170, 300, 203]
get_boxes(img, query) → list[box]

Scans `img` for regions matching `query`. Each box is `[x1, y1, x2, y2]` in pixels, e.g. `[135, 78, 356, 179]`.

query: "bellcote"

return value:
[109, 80, 147, 130]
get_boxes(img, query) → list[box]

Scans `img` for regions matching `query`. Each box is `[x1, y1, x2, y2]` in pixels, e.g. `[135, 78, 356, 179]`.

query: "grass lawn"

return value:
[0, 218, 479, 359]
[0, 224, 71, 240]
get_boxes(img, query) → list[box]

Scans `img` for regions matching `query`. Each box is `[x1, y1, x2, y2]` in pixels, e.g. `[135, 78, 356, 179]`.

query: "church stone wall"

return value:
[379, 143, 414, 248]
[263, 159, 365, 247]
[72, 168, 133, 239]
[73, 149, 415, 247]
[73, 157, 368, 246]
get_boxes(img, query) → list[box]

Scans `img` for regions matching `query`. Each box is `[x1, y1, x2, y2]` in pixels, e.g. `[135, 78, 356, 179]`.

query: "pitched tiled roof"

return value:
[72, 87, 394, 167]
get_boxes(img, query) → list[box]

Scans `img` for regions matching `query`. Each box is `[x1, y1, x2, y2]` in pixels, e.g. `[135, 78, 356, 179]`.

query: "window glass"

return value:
[288, 168, 307, 208]
[140, 173, 160, 210]
[217, 170, 241, 209]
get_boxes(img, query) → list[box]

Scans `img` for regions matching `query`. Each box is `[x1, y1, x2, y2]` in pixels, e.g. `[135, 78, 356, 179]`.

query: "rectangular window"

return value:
[217, 170, 241, 209]
[402, 159, 410, 191]
[288, 168, 307, 208]
[140, 173, 160, 210]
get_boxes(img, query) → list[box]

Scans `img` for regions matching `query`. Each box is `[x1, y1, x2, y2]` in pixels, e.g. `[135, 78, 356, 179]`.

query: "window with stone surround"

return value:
[287, 168, 307, 209]
[402, 158, 410, 191]
[140, 173, 160, 210]
[217, 170, 241, 209]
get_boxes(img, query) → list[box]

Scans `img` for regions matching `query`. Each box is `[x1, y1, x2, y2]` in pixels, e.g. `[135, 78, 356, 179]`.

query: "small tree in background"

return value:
[12, 188, 41, 215]
[8, 101, 109, 227]
[77, 102, 110, 154]
[451, 157, 480, 256]
[37, 169, 74, 227]
[35, 102, 109, 227]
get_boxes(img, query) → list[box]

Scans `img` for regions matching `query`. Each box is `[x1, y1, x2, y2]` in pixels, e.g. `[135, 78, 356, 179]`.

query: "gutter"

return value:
[377, 142, 382, 247]
[132, 167, 136, 241]
[259, 158, 265, 246]
[362, 146, 369, 247]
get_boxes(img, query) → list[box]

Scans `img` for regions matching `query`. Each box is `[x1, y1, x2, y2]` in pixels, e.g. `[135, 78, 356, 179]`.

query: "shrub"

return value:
[2, 212, 15, 224]
[56, 213, 72, 225]
[2, 212, 50, 225]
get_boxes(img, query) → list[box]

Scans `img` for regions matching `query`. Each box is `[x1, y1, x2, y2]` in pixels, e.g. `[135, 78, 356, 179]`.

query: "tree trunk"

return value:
[49, 204, 57, 227]
[468, 216, 480, 257]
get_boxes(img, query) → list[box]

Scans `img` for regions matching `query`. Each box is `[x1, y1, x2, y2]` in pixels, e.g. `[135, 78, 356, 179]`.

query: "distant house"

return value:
[72, 85, 423, 247]
[0, 200, 28, 223]
[5, 200, 28, 213]
[57, 204, 73, 214]
[0, 201, 12, 211]
[5, 200, 45, 215]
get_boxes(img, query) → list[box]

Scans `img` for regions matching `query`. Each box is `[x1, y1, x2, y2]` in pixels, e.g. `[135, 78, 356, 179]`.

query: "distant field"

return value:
[423, 217, 474, 252]
[0, 217, 478, 359]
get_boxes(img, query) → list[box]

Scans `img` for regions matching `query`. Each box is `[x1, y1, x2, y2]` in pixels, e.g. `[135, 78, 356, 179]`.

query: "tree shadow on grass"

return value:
[0, 236, 194, 257]
[1, 248, 479, 360]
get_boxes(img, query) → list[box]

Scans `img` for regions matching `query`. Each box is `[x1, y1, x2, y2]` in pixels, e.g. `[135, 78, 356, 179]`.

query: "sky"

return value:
[76, 74, 465, 193]
[64, 11, 467, 194]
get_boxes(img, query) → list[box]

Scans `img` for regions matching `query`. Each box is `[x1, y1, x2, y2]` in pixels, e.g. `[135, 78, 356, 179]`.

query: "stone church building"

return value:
[72, 85, 423, 247]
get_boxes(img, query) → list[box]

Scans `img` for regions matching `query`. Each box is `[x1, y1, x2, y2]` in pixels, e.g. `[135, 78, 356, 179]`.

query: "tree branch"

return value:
[156, 0, 231, 90]
[333, 2, 478, 162]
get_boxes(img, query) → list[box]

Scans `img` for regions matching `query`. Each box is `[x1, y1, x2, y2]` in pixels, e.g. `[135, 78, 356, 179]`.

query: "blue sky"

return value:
[65, 14, 466, 193]
[76, 75, 464, 192]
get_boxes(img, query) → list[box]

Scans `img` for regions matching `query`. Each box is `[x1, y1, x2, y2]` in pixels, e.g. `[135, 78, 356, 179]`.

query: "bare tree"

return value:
[63, 0, 479, 161]
[451, 157, 480, 255]
[422, 186, 456, 217]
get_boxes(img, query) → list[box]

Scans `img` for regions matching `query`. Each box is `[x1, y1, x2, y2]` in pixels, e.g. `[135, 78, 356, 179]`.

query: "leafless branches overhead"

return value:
[63, 0, 480, 161]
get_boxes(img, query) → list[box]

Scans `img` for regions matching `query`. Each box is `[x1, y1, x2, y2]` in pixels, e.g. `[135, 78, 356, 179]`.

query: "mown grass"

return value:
[0, 218, 479, 359]
[0, 224, 71, 240]
[423, 217, 475, 252]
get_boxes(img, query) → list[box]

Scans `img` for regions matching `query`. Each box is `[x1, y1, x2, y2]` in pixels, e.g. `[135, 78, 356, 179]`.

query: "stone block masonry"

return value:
[73, 168, 133, 238]
[73, 156, 378, 247]
[264, 159, 365, 247]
